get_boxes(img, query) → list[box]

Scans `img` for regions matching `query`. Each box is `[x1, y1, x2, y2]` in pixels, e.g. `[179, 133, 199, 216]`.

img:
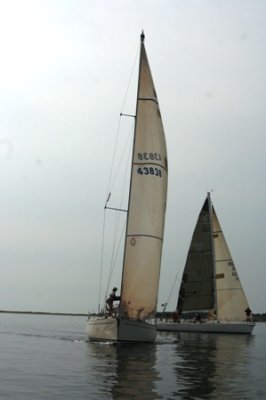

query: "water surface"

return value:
[0, 313, 265, 399]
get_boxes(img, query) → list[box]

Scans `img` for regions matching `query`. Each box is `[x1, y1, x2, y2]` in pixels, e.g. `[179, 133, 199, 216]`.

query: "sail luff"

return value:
[120, 32, 168, 320]
[208, 192, 218, 314]
[119, 33, 144, 304]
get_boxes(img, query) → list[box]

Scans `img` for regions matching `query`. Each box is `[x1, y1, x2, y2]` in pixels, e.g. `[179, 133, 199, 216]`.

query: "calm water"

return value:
[0, 314, 265, 399]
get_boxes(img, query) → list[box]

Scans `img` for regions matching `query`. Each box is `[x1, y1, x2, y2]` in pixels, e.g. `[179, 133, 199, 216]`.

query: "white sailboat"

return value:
[157, 192, 255, 334]
[87, 32, 168, 342]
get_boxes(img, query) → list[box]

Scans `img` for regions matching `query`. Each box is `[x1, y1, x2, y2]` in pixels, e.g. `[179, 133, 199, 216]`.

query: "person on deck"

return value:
[172, 308, 180, 323]
[208, 309, 217, 320]
[194, 313, 202, 323]
[106, 287, 121, 316]
[245, 307, 252, 322]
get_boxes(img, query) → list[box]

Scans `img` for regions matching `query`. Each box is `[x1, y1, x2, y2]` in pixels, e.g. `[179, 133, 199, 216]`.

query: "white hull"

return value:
[87, 316, 156, 342]
[157, 321, 255, 334]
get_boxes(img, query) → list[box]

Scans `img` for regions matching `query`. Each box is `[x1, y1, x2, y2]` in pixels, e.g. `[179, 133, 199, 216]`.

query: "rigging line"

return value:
[101, 47, 138, 307]
[163, 266, 182, 313]
[104, 220, 127, 302]
[109, 122, 134, 193]
[98, 207, 107, 313]
[104, 213, 118, 301]
[106, 208, 123, 289]
[104, 216, 126, 301]
[105, 115, 122, 201]
[105, 47, 138, 200]
[120, 47, 139, 113]
[103, 123, 132, 305]
[104, 144, 131, 299]
[107, 141, 131, 287]
[106, 213, 121, 294]
[119, 137, 132, 214]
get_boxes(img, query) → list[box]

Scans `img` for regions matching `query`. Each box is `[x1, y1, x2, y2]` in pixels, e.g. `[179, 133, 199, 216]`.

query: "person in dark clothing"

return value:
[172, 308, 180, 323]
[245, 307, 252, 321]
[106, 287, 121, 316]
[194, 313, 202, 323]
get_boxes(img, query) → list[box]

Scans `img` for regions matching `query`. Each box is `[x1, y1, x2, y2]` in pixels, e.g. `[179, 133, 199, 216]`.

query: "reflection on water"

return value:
[157, 332, 255, 399]
[114, 343, 162, 399]
[86, 330, 264, 400]
[87, 342, 161, 399]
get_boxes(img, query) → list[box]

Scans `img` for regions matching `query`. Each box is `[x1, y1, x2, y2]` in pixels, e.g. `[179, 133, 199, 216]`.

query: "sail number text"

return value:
[137, 152, 162, 161]
[137, 167, 162, 177]
[136, 153, 163, 177]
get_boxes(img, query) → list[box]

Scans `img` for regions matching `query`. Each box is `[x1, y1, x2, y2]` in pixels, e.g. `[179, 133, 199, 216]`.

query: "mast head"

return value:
[140, 30, 145, 42]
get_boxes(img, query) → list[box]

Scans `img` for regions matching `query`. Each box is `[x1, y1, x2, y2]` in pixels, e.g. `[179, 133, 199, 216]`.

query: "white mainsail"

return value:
[120, 32, 168, 321]
[87, 32, 168, 342]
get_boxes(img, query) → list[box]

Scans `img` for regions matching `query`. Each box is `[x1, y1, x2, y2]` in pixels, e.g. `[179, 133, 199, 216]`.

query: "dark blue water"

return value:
[0, 313, 265, 399]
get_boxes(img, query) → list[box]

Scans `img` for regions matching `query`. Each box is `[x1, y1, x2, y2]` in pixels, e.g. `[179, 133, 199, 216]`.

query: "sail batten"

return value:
[138, 97, 159, 104]
[133, 162, 167, 170]
[127, 234, 163, 240]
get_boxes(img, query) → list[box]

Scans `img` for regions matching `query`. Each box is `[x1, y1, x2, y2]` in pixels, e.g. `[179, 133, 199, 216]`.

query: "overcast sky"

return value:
[0, 0, 265, 314]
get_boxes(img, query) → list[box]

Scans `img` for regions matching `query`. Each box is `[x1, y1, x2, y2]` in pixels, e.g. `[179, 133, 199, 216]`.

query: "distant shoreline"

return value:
[1, 310, 265, 321]
[0, 310, 87, 317]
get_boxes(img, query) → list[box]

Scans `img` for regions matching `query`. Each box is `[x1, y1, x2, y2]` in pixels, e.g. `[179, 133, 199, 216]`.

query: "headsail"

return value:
[120, 33, 168, 320]
[212, 208, 249, 321]
[177, 196, 215, 313]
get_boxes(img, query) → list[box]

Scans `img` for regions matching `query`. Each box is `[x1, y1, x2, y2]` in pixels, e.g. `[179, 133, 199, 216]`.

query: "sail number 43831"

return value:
[137, 167, 162, 177]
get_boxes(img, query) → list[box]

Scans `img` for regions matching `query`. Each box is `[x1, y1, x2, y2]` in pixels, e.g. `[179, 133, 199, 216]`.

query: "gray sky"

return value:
[0, 0, 265, 314]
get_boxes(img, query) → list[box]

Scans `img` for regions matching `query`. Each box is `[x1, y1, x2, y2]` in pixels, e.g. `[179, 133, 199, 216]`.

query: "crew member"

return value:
[106, 287, 120, 316]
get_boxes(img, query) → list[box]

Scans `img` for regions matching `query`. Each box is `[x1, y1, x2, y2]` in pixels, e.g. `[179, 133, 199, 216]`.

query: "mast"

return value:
[208, 192, 218, 314]
[119, 32, 144, 302]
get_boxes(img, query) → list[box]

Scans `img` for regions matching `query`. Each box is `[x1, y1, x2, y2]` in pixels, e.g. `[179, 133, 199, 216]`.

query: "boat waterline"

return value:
[87, 316, 156, 342]
[157, 320, 255, 334]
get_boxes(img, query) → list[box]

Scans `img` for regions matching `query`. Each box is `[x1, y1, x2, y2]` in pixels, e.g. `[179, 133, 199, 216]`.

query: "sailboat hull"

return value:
[87, 316, 118, 341]
[87, 316, 156, 342]
[118, 318, 156, 342]
[156, 321, 255, 334]
[168, 193, 255, 336]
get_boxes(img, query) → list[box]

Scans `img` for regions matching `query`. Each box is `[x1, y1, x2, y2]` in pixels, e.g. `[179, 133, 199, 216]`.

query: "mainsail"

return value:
[120, 33, 168, 320]
[177, 196, 215, 313]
